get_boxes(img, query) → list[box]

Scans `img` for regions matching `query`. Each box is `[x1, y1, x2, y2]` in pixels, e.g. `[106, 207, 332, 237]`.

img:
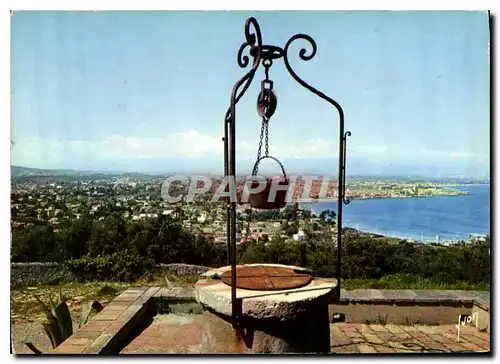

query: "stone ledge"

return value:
[474, 298, 490, 312]
[154, 287, 195, 301]
[338, 289, 489, 309]
[52, 286, 159, 355]
[330, 289, 490, 327]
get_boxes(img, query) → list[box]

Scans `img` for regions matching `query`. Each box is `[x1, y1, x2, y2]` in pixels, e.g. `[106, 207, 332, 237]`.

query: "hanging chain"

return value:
[262, 59, 272, 159]
[246, 60, 274, 244]
[264, 117, 269, 157]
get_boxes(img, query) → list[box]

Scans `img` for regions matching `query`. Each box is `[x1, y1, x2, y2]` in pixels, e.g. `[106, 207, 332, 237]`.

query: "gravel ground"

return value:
[11, 323, 53, 355]
[11, 322, 81, 355]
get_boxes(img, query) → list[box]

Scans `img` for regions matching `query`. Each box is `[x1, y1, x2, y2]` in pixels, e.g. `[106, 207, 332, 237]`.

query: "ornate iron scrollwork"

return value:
[223, 17, 350, 328]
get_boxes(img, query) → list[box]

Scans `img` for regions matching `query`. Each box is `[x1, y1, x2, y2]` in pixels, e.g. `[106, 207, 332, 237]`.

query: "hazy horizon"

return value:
[11, 163, 490, 180]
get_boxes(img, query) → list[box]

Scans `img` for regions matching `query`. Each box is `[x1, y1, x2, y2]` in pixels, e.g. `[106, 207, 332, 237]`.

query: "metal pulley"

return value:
[257, 59, 278, 119]
[257, 81, 278, 118]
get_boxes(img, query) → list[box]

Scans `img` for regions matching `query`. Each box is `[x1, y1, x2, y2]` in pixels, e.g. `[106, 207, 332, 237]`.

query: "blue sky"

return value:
[11, 11, 490, 177]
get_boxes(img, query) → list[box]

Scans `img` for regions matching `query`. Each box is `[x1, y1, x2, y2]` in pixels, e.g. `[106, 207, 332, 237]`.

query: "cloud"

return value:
[450, 151, 479, 159]
[13, 132, 360, 164]
[99, 130, 224, 159]
[12, 131, 225, 164]
[416, 147, 488, 163]
[350, 145, 389, 156]
[15, 130, 485, 170]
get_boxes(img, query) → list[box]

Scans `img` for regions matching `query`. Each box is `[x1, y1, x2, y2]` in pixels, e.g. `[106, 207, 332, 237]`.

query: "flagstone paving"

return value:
[330, 323, 489, 353]
[120, 317, 490, 354]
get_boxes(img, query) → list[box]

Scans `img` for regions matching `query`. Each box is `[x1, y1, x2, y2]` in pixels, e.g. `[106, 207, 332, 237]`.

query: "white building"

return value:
[293, 230, 306, 241]
[197, 212, 207, 223]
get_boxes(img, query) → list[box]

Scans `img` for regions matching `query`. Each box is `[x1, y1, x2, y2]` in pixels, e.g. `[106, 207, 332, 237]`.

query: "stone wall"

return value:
[11, 262, 212, 287]
[11, 262, 76, 287]
[155, 263, 211, 277]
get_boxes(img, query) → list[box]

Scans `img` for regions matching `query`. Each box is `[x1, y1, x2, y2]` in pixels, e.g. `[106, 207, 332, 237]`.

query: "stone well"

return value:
[194, 263, 338, 354]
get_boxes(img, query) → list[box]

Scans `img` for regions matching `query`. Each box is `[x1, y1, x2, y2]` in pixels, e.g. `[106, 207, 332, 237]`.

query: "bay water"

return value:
[301, 184, 490, 242]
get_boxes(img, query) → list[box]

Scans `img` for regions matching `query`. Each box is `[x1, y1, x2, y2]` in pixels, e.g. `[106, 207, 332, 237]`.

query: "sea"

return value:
[300, 184, 490, 242]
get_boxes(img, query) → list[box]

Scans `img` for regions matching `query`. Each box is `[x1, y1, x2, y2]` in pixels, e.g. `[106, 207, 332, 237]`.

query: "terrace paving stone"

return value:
[154, 287, 196, 301]
[384, 324, 412, 336]
[363, 333, 385, 346]
[412, 290, 460, 304]
[471, 292, 490, 311]
[380, 290, 417, 303]
[445, 290, 479, 302]
[362, 289, 386, 303]
[357, 344, 378, 353]
[77, 320, 114, 332]
[48, 286, 157, 354]
[66, 337, 95, 346]
[123, 288, 147, 294]
[70, 331, 102, 340]
[358, 324, 376, 335]
[53, 344, 87, 354]
[102, 321, 128, 335]
[105, 300, 133, 307]
[330, 325, 353, 346]
[83, 333, 114, 354]
[100, 306, 128, 315]
[120, 315, 203, 354]
[134, 287, 160, 305]
[114, 295, 143, 302]
[342, 290, 377, 303]
[116, 305, 144, 322]
[48, 287, 491, 355]
[118, 319, 489, 354]
[374, 345, 397, 353]
[92, 313, 123, 321]
[459, 333, 490, 349]
[369, 324, 390, 333]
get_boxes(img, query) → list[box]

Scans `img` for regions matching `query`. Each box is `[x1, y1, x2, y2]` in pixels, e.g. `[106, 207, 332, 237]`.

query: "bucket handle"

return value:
[251, 155, 287, 179]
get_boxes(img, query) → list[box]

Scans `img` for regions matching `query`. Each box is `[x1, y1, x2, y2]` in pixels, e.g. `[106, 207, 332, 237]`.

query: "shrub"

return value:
[64, 249, 155, 281]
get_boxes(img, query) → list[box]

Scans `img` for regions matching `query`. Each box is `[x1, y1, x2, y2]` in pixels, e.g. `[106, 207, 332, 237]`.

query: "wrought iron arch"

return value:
[223, 17, 351, 328]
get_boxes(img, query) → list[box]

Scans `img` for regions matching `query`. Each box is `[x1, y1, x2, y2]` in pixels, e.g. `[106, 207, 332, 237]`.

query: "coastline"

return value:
[300, 184, 489, 242]
[299, 191, 471, 203]
[343, 227, 485, 244]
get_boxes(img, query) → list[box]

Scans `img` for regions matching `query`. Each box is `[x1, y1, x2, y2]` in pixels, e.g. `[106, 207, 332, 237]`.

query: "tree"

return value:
[319, 209, 336, 225]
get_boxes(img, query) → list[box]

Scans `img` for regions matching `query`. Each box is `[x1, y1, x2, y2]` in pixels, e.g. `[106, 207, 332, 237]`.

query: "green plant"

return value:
[24, 288, 103, 354]
[374, 314, 389, 325]
[64, 249, 155, 281]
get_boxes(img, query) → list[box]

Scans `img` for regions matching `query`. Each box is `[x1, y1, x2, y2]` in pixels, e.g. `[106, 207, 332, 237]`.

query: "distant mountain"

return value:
[11, 164, 489, 184]
[11, 165, 126, 178]
[12, 165, 78, 177]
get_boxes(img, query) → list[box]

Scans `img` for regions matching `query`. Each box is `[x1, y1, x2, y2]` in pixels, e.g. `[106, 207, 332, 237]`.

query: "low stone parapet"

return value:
[329, 289, 490, 331]
[11, 262, 212, 287]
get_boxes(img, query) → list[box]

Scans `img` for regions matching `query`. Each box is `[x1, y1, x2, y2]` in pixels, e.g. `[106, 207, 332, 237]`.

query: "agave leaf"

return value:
[54, 301, 73, 340]
[48, 294, 56, 310]
[57, 287, 70, 305]
[79, 301, 103, 327]
[48, 294, 61, 321]
[24, 342, 43, 355]
[33, 295, 56, 323]
[49, 298, 60, 323]
[41, 319, 64, 348]
[41, 325, 55, 348]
